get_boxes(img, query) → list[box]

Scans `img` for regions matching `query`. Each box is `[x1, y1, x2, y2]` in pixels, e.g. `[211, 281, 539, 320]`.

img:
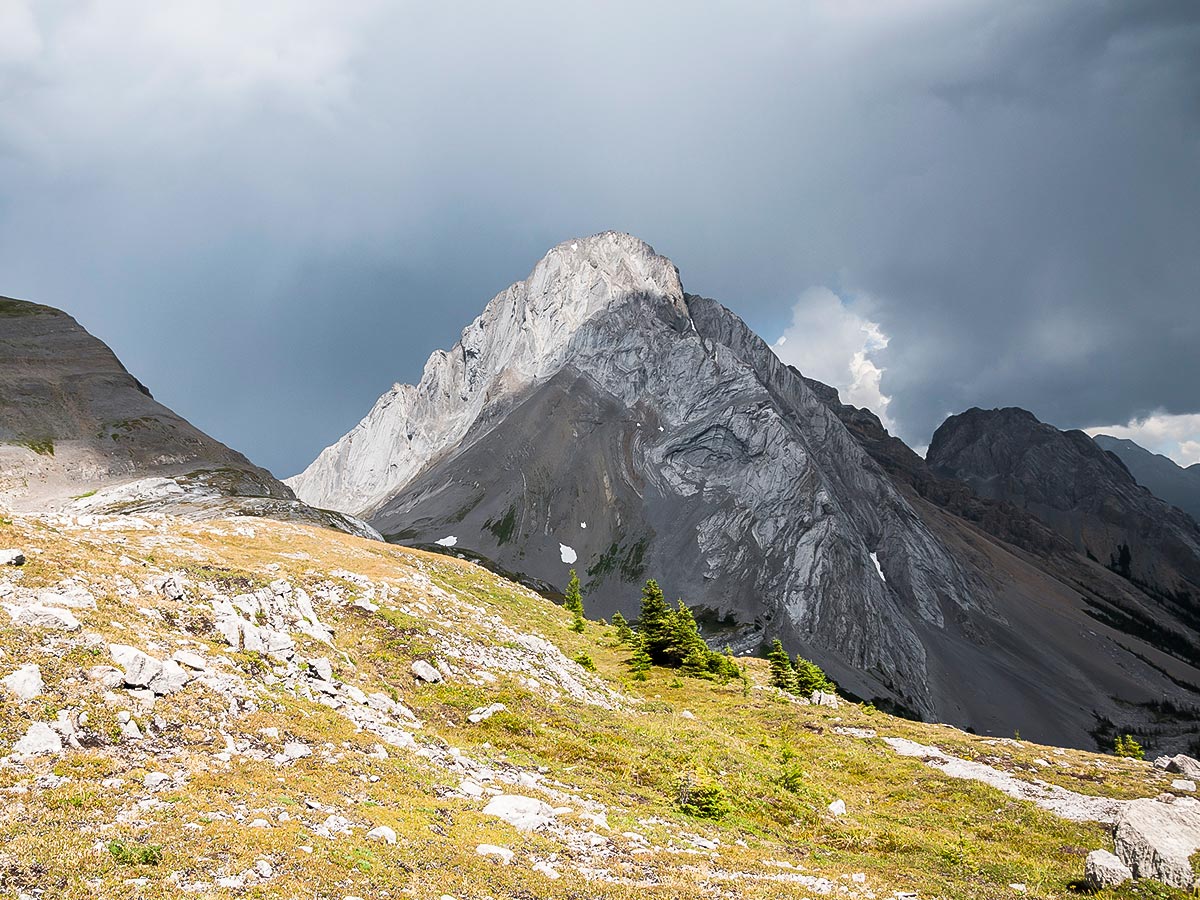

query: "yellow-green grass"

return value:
[0, 513, 1190, 899]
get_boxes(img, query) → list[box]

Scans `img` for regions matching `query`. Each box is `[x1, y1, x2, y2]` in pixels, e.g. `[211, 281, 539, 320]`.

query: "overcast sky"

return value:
[2, 0, 1198, 475]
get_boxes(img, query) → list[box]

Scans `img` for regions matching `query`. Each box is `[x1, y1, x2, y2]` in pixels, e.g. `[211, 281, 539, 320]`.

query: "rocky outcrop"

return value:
[1113, 797, 1200, 889]
[289, 233, 1200, 748]
[2, 664, 44, 701]
[1094, 434, 1200, 522]
[0, 295, 379, 539]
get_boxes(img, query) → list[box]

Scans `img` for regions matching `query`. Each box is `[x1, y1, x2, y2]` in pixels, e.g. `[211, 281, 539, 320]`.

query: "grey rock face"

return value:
[288, 233, 688, 515]
[1084, 849, 1132, 889]
[353, 235, 978, 718]
[1114, 797, 1200, 888]
[290, 233, 1200, 746]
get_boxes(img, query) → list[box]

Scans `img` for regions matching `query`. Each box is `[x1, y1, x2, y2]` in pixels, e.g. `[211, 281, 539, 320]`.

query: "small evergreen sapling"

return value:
[1114, 733, 1144, 759]
[564, 568, 586, 633]
[628, 636, 653, 680]
[564, 569, 584, 616]
[611, 610, 634, 644]
[767, 638, 799, 692]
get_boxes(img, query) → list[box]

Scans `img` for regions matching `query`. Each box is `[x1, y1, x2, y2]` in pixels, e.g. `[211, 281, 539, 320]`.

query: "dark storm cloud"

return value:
[0, 0, 1196, 475]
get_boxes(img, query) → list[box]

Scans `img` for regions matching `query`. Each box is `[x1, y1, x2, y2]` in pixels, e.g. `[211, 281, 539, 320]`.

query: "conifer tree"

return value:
[767, 638, 798, 692]
[793, 654, 833, 695]
[564, 569, 584, 616]
[636, 579, 672, 663]
[628, 635, 653, 680]
[665, 600, 708, 666]
[1114, 733, 1144, 760]
[611, 610, 634, 644]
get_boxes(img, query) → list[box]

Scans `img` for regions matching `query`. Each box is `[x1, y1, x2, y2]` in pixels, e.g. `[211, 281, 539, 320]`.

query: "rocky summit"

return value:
[291, 234, 1200, 751]
[929, 408, 1200, 644]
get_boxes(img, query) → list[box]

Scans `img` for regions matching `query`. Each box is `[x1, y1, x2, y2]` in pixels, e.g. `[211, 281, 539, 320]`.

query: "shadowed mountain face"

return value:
[0, 296, 377, 538]
[292, 234, 1200, 749]
[928, 408, 1200, 603]
[1094, 434, 1200, 522]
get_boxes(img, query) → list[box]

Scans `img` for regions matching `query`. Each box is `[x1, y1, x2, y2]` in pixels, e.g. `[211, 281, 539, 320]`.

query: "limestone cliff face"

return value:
[290, 234, 1200, 746]
[286, 233, 687, 515]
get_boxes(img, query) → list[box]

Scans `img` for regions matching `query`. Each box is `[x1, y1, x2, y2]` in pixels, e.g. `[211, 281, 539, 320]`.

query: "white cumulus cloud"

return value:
[773, 286, 895, 431]
[1085, 412, 1200, 468]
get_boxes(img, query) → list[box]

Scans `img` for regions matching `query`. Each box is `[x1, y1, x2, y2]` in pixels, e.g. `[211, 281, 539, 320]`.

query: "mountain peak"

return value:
[288, 233, 687, 514]
[518, 231, 686, 330]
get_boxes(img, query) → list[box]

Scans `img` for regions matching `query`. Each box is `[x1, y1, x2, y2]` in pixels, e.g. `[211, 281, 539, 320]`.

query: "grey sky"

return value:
[1, 1, 1197, 476]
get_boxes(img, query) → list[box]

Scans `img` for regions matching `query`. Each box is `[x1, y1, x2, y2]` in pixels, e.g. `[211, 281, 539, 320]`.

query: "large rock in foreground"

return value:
[1114, 798, 1200, 889]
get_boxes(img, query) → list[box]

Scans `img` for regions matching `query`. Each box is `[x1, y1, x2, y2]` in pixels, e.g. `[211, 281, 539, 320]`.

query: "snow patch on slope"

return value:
[870, 552, 886, 583]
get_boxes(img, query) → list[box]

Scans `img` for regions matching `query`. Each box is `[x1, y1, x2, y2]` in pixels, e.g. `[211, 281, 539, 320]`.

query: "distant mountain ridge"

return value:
[928, 407, 1200, 603]
[1094, 434, 1200, 522]
[290, 233, 1200, 750]
[0, 295, 377, 538]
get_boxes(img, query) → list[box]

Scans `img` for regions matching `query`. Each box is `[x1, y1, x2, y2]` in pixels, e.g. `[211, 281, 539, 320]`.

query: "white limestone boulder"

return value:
[1084, 849, 1132, 889]
[2, 664, 44, 701]
[483, 795, 556, 832]
[1114, 797, 1200, 889]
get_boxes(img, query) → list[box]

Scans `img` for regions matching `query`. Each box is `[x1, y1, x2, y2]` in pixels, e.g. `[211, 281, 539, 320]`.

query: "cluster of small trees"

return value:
[613, 579, 741, 682]
[1109, 542, 1133, 580]
[1114, 733, 1144, 759]
[562, 571, 836, 695]
[766, 637, 835, 696]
